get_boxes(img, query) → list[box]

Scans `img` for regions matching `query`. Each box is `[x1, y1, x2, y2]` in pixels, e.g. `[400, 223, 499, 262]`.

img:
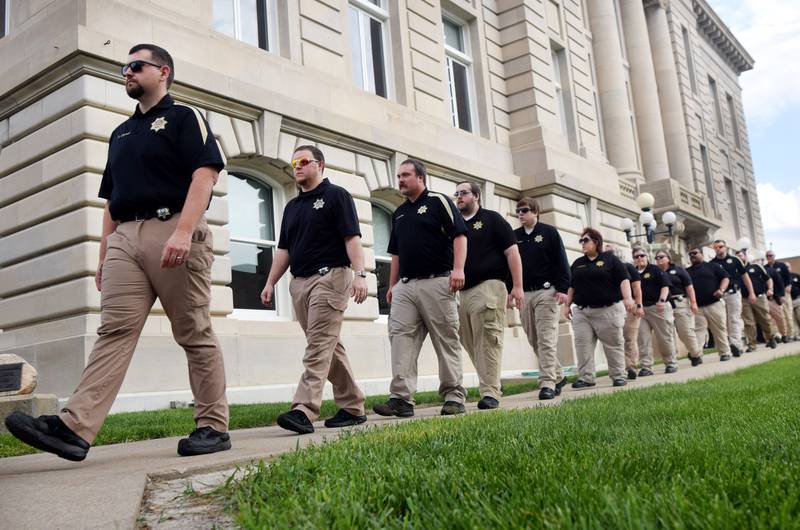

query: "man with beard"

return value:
[5, 44, 230, 460]
[452, 182, 523, 409]
[373, 159, 469, 417]
[686, 247, 733, 361]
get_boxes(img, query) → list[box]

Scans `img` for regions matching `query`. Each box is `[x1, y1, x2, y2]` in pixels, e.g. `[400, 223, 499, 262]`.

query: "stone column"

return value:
[620, 0, 670, 182]
[646, 1, 694, 188]
[587, 0, 641, 181]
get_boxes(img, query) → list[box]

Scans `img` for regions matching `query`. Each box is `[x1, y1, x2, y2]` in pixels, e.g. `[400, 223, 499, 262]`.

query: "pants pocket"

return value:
[186, 242, 213, 306]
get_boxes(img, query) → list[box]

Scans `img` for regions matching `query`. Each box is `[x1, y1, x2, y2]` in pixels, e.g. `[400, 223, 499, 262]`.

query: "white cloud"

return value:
[756, 183, 800, 256]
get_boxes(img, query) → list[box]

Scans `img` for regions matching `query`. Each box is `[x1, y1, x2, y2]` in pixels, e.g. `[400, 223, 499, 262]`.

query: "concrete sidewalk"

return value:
[1, 345, 798, 529]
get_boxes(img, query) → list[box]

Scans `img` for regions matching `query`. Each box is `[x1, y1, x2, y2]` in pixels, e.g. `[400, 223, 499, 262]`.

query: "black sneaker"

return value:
[277, 409, 314, 435]
[554, 376, 568, 396]
[665, 365, 678, 374]
[731, 343, 742, 357]
[177, 426, 231, 456]
[571, 380, 596, 389]
[373, 398, 414, 418]
[767, 338, 778, 349]
[720, 354, 731, 361]
[538, 388, 556, 400]
[612, 379, 627, 387]
[477, 396, 499, 409]
[441, 401, 466, 415]
[638, 368, 654, 377]
[324, 409, 367, 428]
[4, 412, 90, 462]
[782, 336, 791, 343]
[690, 355, 703, 367]
[746, 345, 756, 353]
[626, 368, 637, 380]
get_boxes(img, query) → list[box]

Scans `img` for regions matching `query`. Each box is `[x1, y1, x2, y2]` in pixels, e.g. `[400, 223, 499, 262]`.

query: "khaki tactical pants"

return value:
[793, 299, 800, 331]
[388, 276, 465, 404]
[623, 312, 641, 370]
[768, 299, 787, 337]
[572, 302, 626, 383]
[520, 287, 563, 390]
[458, 280, 507, 399]
[672, 298, 701, 358]
[638, 304, 677, 369]
[60, 216, 228, 443]
[695, 301, 730, 356]
[742, 295, 776, 345]
[723, 291, 744, 350]
[289, 267, 365, 421]
[782, 296, 796, 337]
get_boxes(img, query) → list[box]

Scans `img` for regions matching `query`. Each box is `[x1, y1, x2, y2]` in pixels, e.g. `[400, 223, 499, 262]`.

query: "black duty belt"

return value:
[296, 266, 341, 279]
[725, 286, 739, 294]
[401, 271, 450, 283]
[117, 207, 179, 223]
[576, 301, 616, 310]
[525, 281, 552, 292]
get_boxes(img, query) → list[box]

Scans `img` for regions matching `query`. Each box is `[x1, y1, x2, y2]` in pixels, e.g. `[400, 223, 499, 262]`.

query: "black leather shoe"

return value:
[324, 409, 367, 428]
[720, 354, 731, 361]
[441, 401, 466, 415]
[690, 355, 703, 367]
[731, 343, 742, 357]
[4, 412, 90, 462]
[782, 336, 791, 343]
[177, 426, 231, 456]
[746, 345, 756, 352]
[554, 376, 568, 396]
[373, 398, 414, 418]
[627, 368, 637, 380]
[612, 379, 627, 387]
[277, 409, 314, 435]
[571, 380, 596, 389]
[665, 365, 678, 374]
[638, 368, 654, 377]
[767, 338, 778, 349]
[538, 387, 556, 400]
[477, 396, 499, 409]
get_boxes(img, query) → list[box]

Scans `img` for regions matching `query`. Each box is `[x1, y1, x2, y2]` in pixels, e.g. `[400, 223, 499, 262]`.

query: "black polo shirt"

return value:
[625, 263, 641, 285]
[766, 266, 786, 303]
[687, 261, 728, 307]
[99, 94, 224, 221]
[570, 251, 630, 308]
[742, 262, 770, 297]
[277, 178, 361, 277]
[514, 222, 571, 293]
[664, 264, 692, 298]
[387, 188, 468, 279]
[768, 261, 792, 288]
[463, 208, 516, 290]
[637, 264, 670, 306]
[710, 255, 746, 293]
[790, 273, 800, 300]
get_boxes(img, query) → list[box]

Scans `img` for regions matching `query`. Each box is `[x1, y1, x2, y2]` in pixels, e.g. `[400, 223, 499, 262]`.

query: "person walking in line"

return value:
[788, 266, 800, 336]
[373, 159, 469, 417]
[633, 249, 678, 375]
[766, 250, 795, 342]
[655, 251, 703, 366]
[687, 247, 733, 362]
[736, 250, 779, 350]
[514, 198, 571, 400]
[453, 182, 524, 409]
[764, 260, 789, 342]
[564, 228, 634, 389]
[607, 245, 644, 380]
[261, 145, 368, 435]
[710, 240, 751, 356]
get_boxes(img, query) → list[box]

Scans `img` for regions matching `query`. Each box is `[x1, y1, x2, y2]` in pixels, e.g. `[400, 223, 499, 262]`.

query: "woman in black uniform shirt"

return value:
[655, 251, 703, 365]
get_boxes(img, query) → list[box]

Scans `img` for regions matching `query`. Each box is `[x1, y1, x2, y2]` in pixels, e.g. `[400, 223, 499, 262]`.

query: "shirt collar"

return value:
[298, 177, 330, 198]
[133, 94, 174, 118]
[407, 188, 429, 204]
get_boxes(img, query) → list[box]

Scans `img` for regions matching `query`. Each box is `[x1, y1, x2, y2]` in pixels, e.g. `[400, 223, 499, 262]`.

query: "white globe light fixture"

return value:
[620, 217, 635, 232]
[636, 192, 656, 211]
[661, 211, 677, 227]
[639, 211, 655, 228]
[736, 237, 751, 251]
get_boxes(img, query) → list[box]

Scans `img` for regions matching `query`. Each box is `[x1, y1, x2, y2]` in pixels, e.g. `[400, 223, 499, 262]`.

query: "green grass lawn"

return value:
[225, 356, 800, 529]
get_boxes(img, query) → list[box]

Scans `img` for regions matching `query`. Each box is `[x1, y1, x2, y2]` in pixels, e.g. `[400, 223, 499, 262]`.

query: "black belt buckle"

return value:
[156, 207, 172, 221]
[318, 267, 331, 276]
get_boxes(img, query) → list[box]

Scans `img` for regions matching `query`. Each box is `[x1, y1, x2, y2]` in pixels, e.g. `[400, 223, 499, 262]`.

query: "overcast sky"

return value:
[706, 0, 800, 258]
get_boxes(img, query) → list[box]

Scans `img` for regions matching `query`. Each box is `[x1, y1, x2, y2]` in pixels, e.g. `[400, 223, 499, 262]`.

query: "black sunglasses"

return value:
[579, 237, 592, 244]
[689, 250, 700, 256]
[515, 207, 531, 214]
[634, 254, 647, 259]
[122, 60, 164, 76]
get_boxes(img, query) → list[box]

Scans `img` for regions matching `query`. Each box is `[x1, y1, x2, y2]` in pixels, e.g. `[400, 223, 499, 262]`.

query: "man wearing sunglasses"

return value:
[261, 146, 368, 435]
[736, 250, 779, 350]
[686, 247, 734, 361]
[710, 240, 751, 356]
[514, 198, 571, 400]
[452, 182, 523, 409]
[5, 44, 230, 460]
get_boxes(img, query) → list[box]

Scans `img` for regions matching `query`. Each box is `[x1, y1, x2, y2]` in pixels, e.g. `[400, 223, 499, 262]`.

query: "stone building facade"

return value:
[0, 0, 762, 411]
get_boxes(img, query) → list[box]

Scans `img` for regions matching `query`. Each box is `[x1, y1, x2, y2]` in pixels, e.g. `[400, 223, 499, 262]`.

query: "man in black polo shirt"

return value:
[687, 247, 733, 361]
[514, 197, 571, 400]
[710, 240, 752, 356]
[766, 250, 796, 341]
[633, 249, 678, 374]
[453, 182, 522, 409]
[261, 145, 368, 435]
[736, 250, 778, 349]
[5, 44, 230, 460]
[373, 159, 469, 417]
[764, 259, 789, 342]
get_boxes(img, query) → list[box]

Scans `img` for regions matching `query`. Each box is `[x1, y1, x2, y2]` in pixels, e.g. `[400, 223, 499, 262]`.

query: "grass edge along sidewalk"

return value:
[224, 356, 800, 529]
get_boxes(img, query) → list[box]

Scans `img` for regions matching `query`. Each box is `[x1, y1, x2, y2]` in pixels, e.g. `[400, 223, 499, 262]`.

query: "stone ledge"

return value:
[0, 394, 58, 434]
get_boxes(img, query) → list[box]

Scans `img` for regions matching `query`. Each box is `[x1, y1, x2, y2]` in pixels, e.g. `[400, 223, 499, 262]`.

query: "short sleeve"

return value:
[335, 190, 362, 238]
[434, 194, 467, 238]
[679, 268, 692, 286]
[178, 107, 225, 174]
[387, 212, 399, 255]
[99, 165, 113, 199]
[277, 206, 291, 250]
[611, 255, 630, 283]
[655, 267, 670, 288]
[493, 212, 517, 251]
[714, 264, 730, 281]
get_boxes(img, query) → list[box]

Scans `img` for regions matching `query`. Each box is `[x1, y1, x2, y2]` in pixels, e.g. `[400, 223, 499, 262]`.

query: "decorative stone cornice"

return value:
[692, 0, 754, 73]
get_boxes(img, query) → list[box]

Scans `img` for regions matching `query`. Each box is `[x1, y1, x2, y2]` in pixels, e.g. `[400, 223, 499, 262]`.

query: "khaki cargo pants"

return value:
[388, 276, 465, 404]
[672, 298, 701, 358]
[60, 216, 228, 443]
[623, 312, 641, 370]
[520, 287, 563, 390]
[781, 296, 796, 337]
[742, 295, 776, 345]
[572, 302, 627, 383]
[723, 291, 744, 350]
[793, 299, 800, 331]
[768, 299, 788, 337]
[289, 267, 365, 421]
[695, 300, 730, 356]
[638, 304, 677, 369]
[458, 280, 507, 399]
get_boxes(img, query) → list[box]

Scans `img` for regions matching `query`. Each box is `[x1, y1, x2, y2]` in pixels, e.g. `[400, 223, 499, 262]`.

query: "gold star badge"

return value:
[644, 272, 651, 279]
[313, 198, 325, 210]
[150, 116, 168, 132]
[417, 205, 428, 214]
[534, 235, 543, 243]
[473, 221, 483, 230]
[596, 260, 604, 267]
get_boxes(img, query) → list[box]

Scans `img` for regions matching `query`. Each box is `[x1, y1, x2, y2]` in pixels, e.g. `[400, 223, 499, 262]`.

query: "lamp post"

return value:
[620, 192, 677, 244]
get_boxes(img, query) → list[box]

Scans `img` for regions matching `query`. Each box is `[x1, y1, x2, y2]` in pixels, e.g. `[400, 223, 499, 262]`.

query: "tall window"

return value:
[372, 204, 393, 316]
[725, 177, 741, 238]
[682, 27, 697, 95]
[612, 0, 626, 59]
[228, 174, 278, 313]
[1, 0, 8, 39]
[588, 52, 606, 154]
[551, 43, 578, 152]
[708, 76, 724, 137]
[741, 186, 757, 242]
[349, 0, 389, 98]
[726, 94, 741, 149]
[443, 16, 473, 132]
[700, 144, 716, 213]
[213, 0, 273, 51]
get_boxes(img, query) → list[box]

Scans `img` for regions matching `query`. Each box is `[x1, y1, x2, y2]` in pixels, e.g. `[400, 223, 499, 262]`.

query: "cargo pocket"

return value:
[484, 302, 504, 345]
[326, 295, 348, 312]
[186, 242, 213, 306]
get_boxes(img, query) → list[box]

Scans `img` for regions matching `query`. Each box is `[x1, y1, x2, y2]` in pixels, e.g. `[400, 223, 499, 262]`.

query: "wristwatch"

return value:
[354, 270, 367, 278]
[658, 298, 667, 303]
[636, 303, 643, 309]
